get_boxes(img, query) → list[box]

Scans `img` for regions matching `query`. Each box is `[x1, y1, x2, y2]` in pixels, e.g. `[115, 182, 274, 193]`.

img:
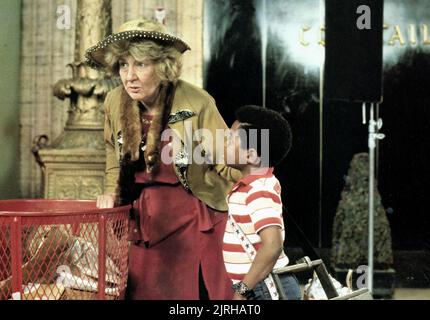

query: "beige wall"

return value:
[0, 0, 21, 199]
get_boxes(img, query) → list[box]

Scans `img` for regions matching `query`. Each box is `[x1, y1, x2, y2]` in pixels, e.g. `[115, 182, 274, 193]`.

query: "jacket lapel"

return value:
[167, 81, 197, 143]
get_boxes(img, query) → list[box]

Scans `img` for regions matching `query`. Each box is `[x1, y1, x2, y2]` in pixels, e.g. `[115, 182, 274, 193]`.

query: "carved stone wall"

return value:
[20, 0, 77, 198]
[19, 0, 203, 198]
[41, 150, 106, 199]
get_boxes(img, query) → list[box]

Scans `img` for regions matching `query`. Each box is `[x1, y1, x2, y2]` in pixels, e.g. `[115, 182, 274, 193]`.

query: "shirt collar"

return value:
[230, 167, 274, 193]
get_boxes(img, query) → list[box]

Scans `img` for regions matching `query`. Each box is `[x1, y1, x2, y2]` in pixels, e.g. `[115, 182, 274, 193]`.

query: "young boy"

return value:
[222, 105, 301, 300]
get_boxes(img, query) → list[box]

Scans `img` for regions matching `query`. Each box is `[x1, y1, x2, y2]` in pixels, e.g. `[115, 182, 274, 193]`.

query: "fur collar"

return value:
[118, 82, 176, 205]
[119, 82, 176, 171]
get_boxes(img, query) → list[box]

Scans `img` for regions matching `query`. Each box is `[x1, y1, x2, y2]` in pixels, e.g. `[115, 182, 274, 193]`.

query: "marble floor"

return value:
[392, 289, 430, 300]
[298, 286, 430, 300]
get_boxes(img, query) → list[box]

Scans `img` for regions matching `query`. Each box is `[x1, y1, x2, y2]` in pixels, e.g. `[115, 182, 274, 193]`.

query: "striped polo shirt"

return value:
[222, 167, 289, 283]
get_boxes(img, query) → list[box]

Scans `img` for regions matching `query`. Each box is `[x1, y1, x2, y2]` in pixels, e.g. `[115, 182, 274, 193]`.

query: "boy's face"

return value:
[224, 121, 249, 169]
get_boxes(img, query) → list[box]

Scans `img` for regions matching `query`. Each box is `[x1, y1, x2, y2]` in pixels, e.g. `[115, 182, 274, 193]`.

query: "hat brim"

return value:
[85, 30, 191, 70]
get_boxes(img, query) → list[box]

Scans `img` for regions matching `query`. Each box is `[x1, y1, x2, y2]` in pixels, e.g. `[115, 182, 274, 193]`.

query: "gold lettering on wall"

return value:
[388, 25, 406, 46]
[300, 26, 311, 46]
[319, 27, 325, 46]
[409, 24, 417, 45]
[421, 24, 430, 45]
[299, 23, 430, 47]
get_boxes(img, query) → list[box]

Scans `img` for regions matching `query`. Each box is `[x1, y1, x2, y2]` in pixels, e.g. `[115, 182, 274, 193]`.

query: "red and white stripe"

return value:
[222, 175, 289, 283]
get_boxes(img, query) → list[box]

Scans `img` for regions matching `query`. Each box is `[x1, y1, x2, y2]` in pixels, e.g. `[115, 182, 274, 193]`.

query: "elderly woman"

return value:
[85, 18, 241, 300]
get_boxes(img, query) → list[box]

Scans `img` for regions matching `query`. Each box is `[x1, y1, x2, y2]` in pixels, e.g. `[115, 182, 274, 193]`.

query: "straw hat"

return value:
[85, 18, 190, 70]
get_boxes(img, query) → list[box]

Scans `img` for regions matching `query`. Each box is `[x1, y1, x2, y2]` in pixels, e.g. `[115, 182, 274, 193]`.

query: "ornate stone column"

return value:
[37, 0, 119, 199]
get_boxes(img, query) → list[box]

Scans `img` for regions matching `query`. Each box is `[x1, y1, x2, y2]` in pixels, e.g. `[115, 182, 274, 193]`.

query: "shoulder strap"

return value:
[228, 214, 280, 300]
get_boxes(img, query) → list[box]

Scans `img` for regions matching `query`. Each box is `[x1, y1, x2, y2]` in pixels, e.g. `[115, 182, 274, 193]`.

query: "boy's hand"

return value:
[241, 226, 284, 289]
[232, 292, 247, 300]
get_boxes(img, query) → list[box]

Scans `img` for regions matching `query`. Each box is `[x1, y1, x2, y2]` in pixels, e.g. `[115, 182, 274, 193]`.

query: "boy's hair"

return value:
[235, 105, 292, 167]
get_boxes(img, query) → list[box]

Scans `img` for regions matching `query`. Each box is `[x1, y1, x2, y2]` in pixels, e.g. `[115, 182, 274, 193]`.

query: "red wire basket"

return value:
[0, 200, 130, 300]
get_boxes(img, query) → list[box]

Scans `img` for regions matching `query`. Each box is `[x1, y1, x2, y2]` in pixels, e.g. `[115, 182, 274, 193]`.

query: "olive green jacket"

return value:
[103, 80, 242, 211]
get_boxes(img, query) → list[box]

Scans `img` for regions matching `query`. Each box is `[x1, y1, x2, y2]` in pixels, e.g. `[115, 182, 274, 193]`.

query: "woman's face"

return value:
[118, 55, 161, 105]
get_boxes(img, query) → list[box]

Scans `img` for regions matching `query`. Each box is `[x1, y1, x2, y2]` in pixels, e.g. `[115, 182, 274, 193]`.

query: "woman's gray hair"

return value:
[104, 40, 183, 82]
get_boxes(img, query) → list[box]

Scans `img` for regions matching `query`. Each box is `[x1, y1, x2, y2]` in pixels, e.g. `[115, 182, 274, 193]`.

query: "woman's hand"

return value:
[96, 193, 117, 208]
